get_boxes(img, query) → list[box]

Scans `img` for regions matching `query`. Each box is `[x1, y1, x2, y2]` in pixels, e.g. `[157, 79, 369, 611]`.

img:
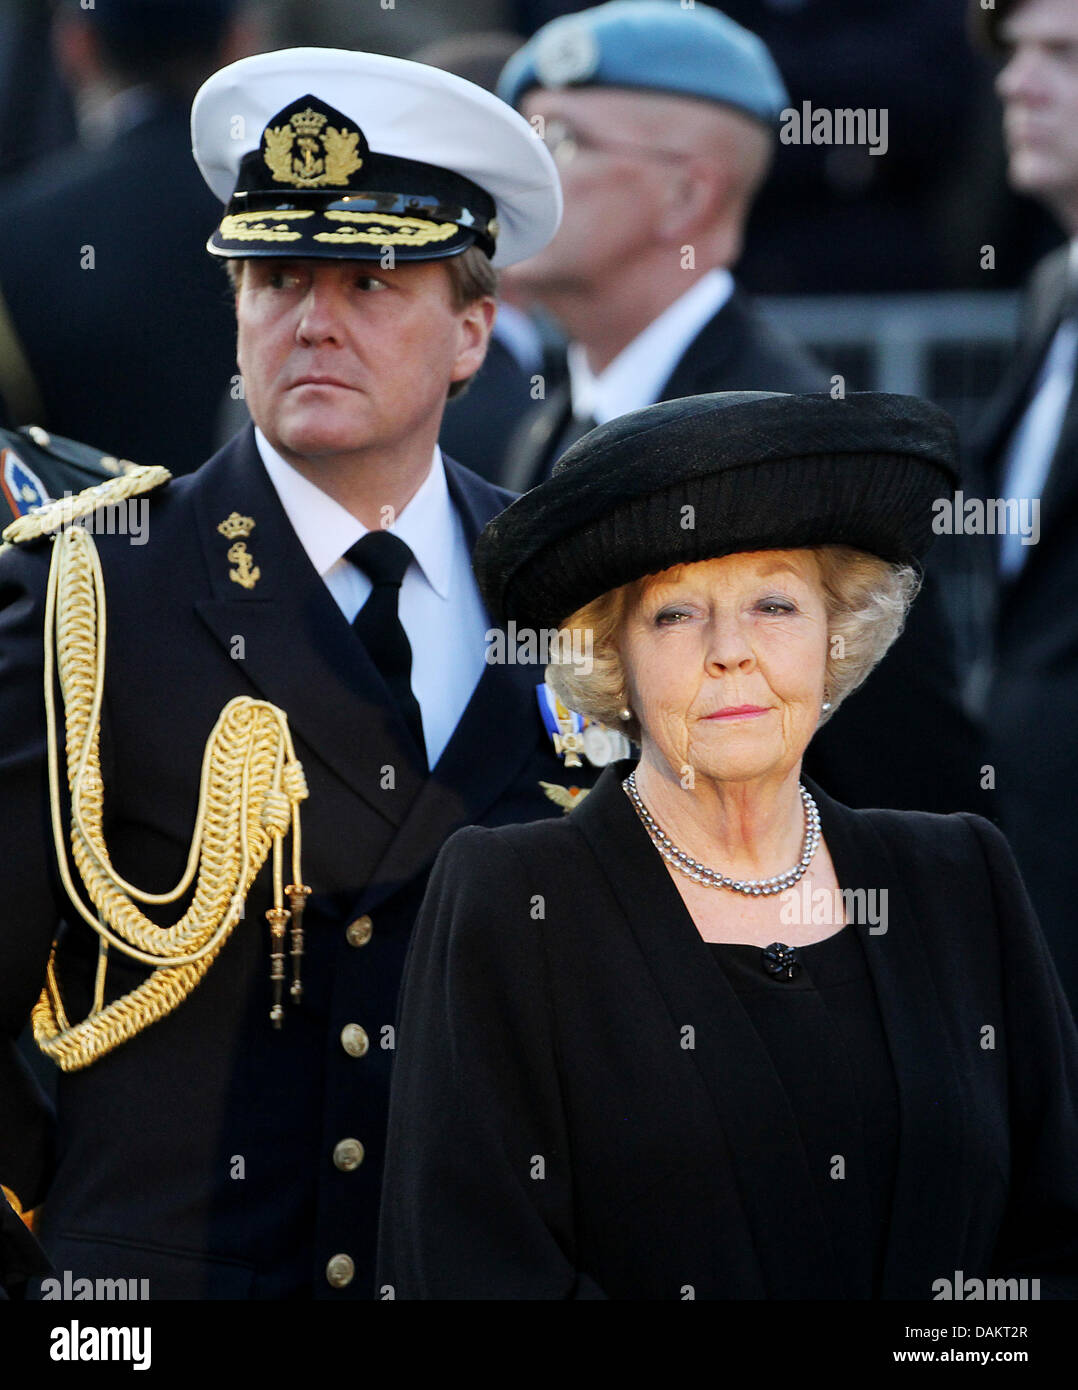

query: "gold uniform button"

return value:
[325, 1253, 354, 1289]
[332, 1138, 365, 1172]
[346, 915, 373, 947]
[340, 1023, 369, 1057]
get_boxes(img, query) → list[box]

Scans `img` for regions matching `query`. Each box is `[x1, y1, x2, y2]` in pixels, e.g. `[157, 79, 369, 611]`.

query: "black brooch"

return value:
[761, 942, 801, 981]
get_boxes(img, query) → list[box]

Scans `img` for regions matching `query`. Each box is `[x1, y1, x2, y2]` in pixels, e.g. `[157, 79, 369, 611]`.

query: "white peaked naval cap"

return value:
[191, 47, 562, 268]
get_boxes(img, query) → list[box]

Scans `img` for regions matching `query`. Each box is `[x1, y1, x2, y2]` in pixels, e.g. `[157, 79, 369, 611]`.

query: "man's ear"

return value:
[656, 158, 731, 243]
[450, 295, 497, 385]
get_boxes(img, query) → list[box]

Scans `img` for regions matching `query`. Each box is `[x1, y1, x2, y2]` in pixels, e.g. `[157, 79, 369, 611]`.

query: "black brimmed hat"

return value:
[473, 391, 960, 631]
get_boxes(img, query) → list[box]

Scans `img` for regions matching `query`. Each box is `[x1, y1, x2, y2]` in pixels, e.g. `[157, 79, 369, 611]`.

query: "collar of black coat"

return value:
[565, 758, 970, 1299]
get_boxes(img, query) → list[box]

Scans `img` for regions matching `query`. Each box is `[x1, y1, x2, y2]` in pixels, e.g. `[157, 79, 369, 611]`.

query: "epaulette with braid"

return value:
[1, 463, 171, 549]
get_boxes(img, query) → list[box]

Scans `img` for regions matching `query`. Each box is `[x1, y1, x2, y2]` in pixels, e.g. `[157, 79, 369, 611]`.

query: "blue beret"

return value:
[497, 1, 788, 127]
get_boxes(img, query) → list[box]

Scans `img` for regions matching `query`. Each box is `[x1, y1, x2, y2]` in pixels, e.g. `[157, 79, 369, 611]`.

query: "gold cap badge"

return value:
[261, 97, 366, 189]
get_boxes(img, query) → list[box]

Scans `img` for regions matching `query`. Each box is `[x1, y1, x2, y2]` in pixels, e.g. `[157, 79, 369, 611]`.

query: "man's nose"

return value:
[997, 46, 1047, 104]
[296, 277, 348, 344]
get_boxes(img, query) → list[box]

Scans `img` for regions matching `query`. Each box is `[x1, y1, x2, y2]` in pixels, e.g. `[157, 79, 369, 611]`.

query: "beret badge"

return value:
[534, 22, 600, 88]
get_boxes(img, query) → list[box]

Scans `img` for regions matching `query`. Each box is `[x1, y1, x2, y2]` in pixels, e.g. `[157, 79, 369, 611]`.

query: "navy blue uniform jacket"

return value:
[0, 426, 586, 1298]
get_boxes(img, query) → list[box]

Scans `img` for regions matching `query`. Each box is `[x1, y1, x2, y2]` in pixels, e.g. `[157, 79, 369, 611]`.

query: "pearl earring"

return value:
[617, 707, 632, 722]
[821, 688, 832, 714]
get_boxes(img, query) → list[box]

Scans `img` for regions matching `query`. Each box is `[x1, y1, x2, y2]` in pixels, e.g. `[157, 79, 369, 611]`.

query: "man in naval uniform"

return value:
[0, 48, 604, 1299]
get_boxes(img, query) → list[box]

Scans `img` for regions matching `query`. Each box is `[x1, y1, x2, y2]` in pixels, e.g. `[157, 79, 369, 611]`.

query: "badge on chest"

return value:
[535, 681, 632, 770]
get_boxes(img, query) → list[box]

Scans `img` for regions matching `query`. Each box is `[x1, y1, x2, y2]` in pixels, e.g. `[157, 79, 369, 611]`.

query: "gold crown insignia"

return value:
[289, 106, 329, 136]
[217, 512, 256, 540]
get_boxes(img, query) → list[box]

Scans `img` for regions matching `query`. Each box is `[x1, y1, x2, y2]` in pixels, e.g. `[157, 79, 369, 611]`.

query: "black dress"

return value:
[708, 930, 900, 1297]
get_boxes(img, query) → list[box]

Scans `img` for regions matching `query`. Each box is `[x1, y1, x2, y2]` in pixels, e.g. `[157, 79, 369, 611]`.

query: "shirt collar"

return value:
[254, 429, 454, 599]
[568, 268, 734, 424]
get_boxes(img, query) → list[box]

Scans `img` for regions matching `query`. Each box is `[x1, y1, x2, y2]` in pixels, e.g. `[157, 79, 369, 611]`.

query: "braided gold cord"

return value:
[1, 466, 172, 546]
[32, 522, 308, 1071]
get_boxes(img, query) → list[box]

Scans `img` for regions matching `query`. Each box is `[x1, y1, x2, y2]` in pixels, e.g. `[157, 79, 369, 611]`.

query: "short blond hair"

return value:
[224, 247, 497, 399]
[545, 545, 920, 744]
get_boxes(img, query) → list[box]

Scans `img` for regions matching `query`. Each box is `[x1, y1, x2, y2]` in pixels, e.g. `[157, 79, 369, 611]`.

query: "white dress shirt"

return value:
[998, 238, 1078, 578]
[566, 268, 735, 424]
[256, 429, 490, 768]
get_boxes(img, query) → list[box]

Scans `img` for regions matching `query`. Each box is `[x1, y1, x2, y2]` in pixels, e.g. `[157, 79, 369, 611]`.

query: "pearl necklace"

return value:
[622, 770, 821, 896]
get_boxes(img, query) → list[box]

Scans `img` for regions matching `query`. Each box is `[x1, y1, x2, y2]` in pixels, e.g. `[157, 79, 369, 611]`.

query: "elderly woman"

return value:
[377, 391, 1078, 1300]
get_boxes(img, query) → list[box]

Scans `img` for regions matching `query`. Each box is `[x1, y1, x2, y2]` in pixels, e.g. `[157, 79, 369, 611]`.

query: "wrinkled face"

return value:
[509, 86, 672, 293]
[235, 258, 492, 467]
[997, 0, 1078, 205]
[619, 550, 830, 786]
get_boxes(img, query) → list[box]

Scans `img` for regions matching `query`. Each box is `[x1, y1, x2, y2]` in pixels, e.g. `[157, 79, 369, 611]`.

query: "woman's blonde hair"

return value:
[545, 545, 920, 744]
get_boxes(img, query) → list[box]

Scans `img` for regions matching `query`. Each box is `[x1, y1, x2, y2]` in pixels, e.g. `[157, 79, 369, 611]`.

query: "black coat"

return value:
[500, 288, 830, 493]
[964, 244, 1078, 1005]
[0, 427, 591, 1299]
[378, 760, 1078, 1300]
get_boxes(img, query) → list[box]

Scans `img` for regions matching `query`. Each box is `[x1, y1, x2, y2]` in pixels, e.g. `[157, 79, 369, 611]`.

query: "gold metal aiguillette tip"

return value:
[286, 884, 311, 1002]
[266, 906, 291, 1028]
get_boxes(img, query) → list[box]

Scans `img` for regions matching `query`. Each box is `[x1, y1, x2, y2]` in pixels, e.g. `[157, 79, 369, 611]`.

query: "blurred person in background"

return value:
[0, 0, 261, 476]
[517, 0, 1056, 292]
[718, 0, 1054, 293]
[414, 29, 569, 483]
[498, 1, 827, 495]
[0, 416, 117, 530]
[0, 0, 76, 182]
[964, 0, 1078, 1011]
[259, 0, 513, 59]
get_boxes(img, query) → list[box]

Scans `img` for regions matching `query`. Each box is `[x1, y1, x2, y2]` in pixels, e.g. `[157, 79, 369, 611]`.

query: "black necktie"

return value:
[347, 531, 427, 768]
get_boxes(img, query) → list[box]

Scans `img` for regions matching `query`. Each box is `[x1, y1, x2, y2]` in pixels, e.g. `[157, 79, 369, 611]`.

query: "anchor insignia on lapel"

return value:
[217, 512, 261, 590]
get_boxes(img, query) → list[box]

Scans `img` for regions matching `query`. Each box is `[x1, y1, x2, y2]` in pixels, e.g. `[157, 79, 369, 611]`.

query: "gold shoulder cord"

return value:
[5, 470, 311, 1072]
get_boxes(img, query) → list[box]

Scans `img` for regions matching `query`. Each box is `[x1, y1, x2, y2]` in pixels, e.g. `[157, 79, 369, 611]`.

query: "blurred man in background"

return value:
[0, 0, 76, 181]
[413, 29, 569, 482]
[0, 0, 259, 475]
[498, 1, 827, 494]
[966, 0, 1078, 1009]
